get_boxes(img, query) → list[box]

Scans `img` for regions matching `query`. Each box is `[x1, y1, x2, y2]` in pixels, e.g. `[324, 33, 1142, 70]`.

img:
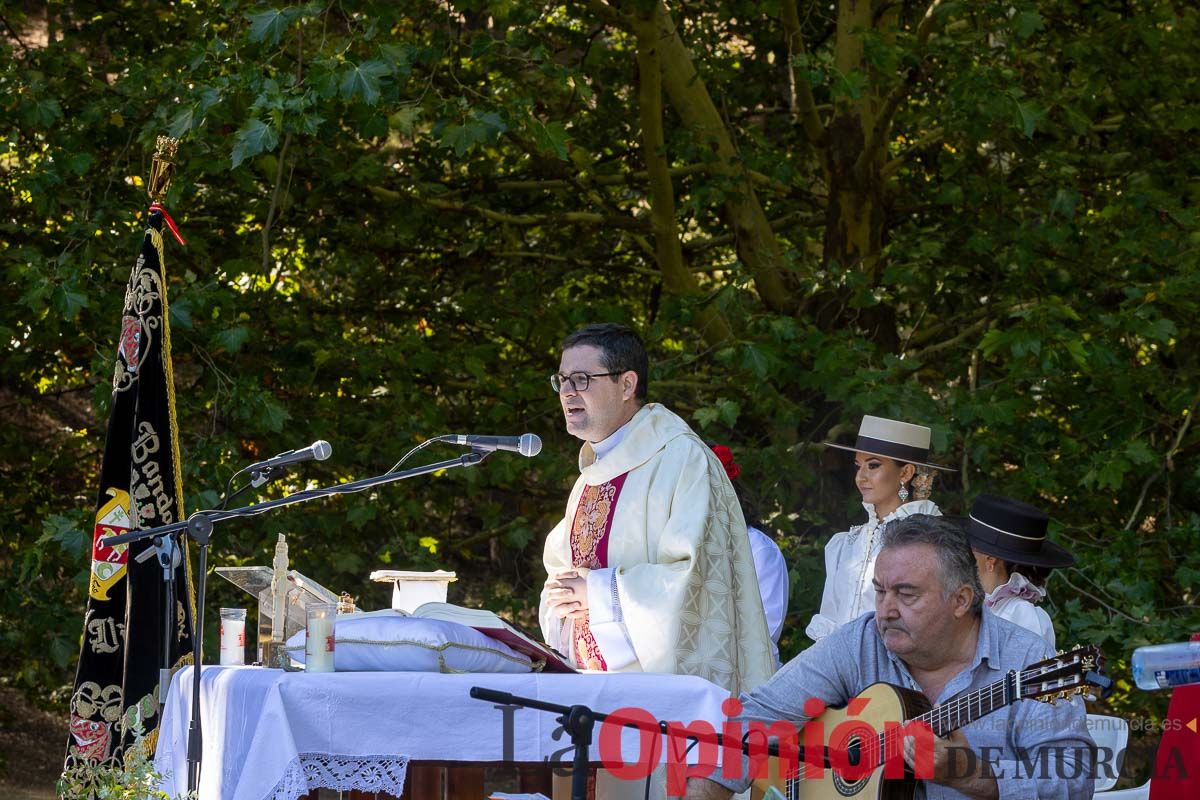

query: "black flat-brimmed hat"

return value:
[824, 415, 955, 472]
[966, 493, 1075, 568]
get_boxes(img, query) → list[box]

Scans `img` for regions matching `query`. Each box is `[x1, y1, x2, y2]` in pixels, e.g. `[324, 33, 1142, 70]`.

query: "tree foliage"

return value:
[2, 0, 1198, 784]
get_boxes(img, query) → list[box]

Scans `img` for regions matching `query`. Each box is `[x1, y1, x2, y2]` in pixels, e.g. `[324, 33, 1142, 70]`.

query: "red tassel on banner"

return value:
[148, 202, 186, 246]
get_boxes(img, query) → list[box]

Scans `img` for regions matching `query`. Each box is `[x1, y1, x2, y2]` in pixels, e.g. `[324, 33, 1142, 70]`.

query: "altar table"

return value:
[153, 665, 733, 800]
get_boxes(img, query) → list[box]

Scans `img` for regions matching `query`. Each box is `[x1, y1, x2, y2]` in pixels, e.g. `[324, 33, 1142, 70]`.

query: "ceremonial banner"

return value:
[63, 156, 194, 785]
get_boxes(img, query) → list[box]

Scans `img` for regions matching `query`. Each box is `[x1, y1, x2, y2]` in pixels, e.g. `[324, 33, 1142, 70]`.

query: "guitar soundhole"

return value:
[832, 735, 869, 797]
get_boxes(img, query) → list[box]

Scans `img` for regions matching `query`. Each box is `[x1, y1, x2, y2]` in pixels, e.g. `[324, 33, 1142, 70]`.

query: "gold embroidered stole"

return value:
[568, 472, 628, 670]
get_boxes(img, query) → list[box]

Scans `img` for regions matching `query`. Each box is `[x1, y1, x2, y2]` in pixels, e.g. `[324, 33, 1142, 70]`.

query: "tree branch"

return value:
[1056, 570, 1143, 624]
[683, 211, 822, 254]
[882, 128, 944, 179]
[0, 13, 31, 55]
[903, 315, 994, 365]
[261, 133, 292, 273]
[1123, 388, 1200, 530]
[651, 1, 799, 314]
[585, 0, 630, 30]
[633, 11, 732, 346]
[868, 0, 946, 159]
[367, 186, 652, 230]
[476, 164, 792, 196]
[780, 0, 827, 149]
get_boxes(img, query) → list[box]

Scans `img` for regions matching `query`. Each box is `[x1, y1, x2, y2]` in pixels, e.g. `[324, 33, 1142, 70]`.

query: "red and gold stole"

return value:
[568, 472, 629, 670]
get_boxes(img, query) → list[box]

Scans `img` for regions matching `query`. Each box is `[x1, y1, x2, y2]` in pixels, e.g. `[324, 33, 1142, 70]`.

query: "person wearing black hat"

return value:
[806, 415, 955, 642]
[965, 494, 1075, 651]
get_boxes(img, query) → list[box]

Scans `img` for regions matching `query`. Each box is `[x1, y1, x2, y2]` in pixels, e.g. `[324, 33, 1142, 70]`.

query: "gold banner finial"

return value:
[148, 136, 180, 203]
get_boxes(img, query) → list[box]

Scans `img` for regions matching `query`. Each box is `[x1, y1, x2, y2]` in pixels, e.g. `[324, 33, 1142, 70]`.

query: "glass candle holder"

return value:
[219, 608, 247, 666]
[305, 602, 337, 673]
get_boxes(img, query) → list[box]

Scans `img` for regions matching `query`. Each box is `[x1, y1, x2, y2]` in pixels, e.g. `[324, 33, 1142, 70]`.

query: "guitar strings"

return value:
[781, 653, 1088, 793]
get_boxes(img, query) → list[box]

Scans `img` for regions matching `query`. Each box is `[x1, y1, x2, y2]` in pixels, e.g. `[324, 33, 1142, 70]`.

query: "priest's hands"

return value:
[545, 568, 591, 620]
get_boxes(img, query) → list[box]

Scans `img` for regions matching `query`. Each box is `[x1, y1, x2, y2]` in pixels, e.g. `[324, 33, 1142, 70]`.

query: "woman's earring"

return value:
[898, 485, 910, 502]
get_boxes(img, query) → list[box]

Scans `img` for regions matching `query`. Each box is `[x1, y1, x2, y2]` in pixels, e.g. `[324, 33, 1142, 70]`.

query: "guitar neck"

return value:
[913, 674, 1014, 737]
[874, 670, 1023, 768]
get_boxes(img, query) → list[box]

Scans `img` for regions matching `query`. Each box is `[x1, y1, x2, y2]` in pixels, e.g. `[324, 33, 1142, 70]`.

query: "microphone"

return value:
[447, 433, 542, 457]
[246, 440, 332, 474]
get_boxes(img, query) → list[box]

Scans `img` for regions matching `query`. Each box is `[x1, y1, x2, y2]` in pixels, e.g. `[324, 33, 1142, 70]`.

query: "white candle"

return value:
[305, 603, 337, 673]
[219, 608, 246, 666]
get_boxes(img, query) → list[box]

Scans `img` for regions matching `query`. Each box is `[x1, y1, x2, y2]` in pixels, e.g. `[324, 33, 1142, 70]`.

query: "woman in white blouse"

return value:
[805, 415, 954, 642]
[964, 493, 1074, 650]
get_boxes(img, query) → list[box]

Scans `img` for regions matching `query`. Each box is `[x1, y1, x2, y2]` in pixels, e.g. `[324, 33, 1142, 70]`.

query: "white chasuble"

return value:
[540, 403, 775, 695]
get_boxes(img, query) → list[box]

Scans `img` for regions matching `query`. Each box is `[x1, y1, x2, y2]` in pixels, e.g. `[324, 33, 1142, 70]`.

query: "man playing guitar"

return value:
[687, 514, 1096, 800]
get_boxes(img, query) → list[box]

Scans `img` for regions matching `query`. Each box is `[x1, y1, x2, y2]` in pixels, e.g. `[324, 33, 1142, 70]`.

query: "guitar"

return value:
[751, 645, 1108, 800]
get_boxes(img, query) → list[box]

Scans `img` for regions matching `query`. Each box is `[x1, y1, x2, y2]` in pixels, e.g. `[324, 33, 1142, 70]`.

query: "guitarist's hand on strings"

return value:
[904, 729, 999, 800]
[545, 568, 591, 621]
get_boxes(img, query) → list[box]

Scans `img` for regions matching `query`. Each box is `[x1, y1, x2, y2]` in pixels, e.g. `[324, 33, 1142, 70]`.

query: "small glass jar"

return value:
[219, 608, 247, 666]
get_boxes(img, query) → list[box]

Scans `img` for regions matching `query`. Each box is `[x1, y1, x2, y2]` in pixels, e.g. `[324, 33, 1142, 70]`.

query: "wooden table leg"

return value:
[445, 765, 485, 800]
[406, 762, 444, 799]
[517, 763, 554, 795]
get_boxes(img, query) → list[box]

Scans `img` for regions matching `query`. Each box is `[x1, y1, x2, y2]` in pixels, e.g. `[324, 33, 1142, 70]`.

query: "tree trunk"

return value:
[818, 0, 897, 348]
[633, 13, 733, 347]
[650, 2, 799, 315]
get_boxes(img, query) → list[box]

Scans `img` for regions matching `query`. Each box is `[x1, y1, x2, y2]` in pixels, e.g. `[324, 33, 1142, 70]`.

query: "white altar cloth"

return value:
[153, 665, 734, 800]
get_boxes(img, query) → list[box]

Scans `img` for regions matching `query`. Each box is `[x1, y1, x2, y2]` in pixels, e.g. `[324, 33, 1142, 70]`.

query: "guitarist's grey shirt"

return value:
[715, 608, 1096, 799]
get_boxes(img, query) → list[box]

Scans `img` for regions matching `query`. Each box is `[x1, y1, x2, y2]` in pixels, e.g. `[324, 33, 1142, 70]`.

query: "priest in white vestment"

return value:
[540, 324, 775, 697]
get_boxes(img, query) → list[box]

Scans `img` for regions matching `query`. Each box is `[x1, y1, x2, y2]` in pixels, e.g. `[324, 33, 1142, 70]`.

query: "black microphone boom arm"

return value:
[102, 450, 489, 548]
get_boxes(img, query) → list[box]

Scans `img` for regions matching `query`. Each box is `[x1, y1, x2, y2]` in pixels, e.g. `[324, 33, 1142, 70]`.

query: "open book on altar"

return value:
[402, 602, 576, 673]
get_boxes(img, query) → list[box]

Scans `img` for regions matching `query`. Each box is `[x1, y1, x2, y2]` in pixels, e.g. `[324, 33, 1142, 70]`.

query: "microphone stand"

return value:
[181, 473, 264, 793]
[468, 687, 825, 800]
[104, 450, 492, 795]
[134, 472, 266, 715]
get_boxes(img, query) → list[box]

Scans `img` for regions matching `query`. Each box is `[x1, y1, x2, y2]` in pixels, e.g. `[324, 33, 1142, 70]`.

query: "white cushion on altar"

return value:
[284, 609, 533, 673]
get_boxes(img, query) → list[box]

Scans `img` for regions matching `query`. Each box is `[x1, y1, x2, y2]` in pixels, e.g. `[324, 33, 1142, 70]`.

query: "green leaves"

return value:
[339, 60, 392, 106]
[1013, 11, 1045, 39]
[231, 118, 280, 167]
[531, 120, 571, 161]
[2, 1, 1199, 756]
[214, 325, 251, 354]
[246, 7, 307, 46]
[1011, 96, 1046, 138]
[439, 110, 509, 156]
[693, 399, 740, 430]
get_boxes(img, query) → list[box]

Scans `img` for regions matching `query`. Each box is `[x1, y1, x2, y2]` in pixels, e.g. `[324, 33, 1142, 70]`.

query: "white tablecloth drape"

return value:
[153, 665, 734, 800]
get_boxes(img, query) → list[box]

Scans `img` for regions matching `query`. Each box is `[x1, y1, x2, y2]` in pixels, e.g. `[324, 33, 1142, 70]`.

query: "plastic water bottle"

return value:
[1131, 641, 1200, 690]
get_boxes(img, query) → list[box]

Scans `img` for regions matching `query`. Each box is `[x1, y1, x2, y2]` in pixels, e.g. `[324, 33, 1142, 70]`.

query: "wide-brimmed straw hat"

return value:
[824, 415, 955, 472]
[966, 493, 1075, 568]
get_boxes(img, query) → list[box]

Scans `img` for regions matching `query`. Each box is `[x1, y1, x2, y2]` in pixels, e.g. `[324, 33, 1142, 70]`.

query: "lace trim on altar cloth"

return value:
[266, 752, 410, 800]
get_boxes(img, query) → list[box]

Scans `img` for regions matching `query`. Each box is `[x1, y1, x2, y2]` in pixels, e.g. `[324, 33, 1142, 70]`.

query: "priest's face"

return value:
[557, 345, 638, 442]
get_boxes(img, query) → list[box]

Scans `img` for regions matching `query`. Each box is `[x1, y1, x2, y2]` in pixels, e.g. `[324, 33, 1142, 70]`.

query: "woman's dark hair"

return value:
[730, 476, 762, 531]
[1003, 561, 1053, 589]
